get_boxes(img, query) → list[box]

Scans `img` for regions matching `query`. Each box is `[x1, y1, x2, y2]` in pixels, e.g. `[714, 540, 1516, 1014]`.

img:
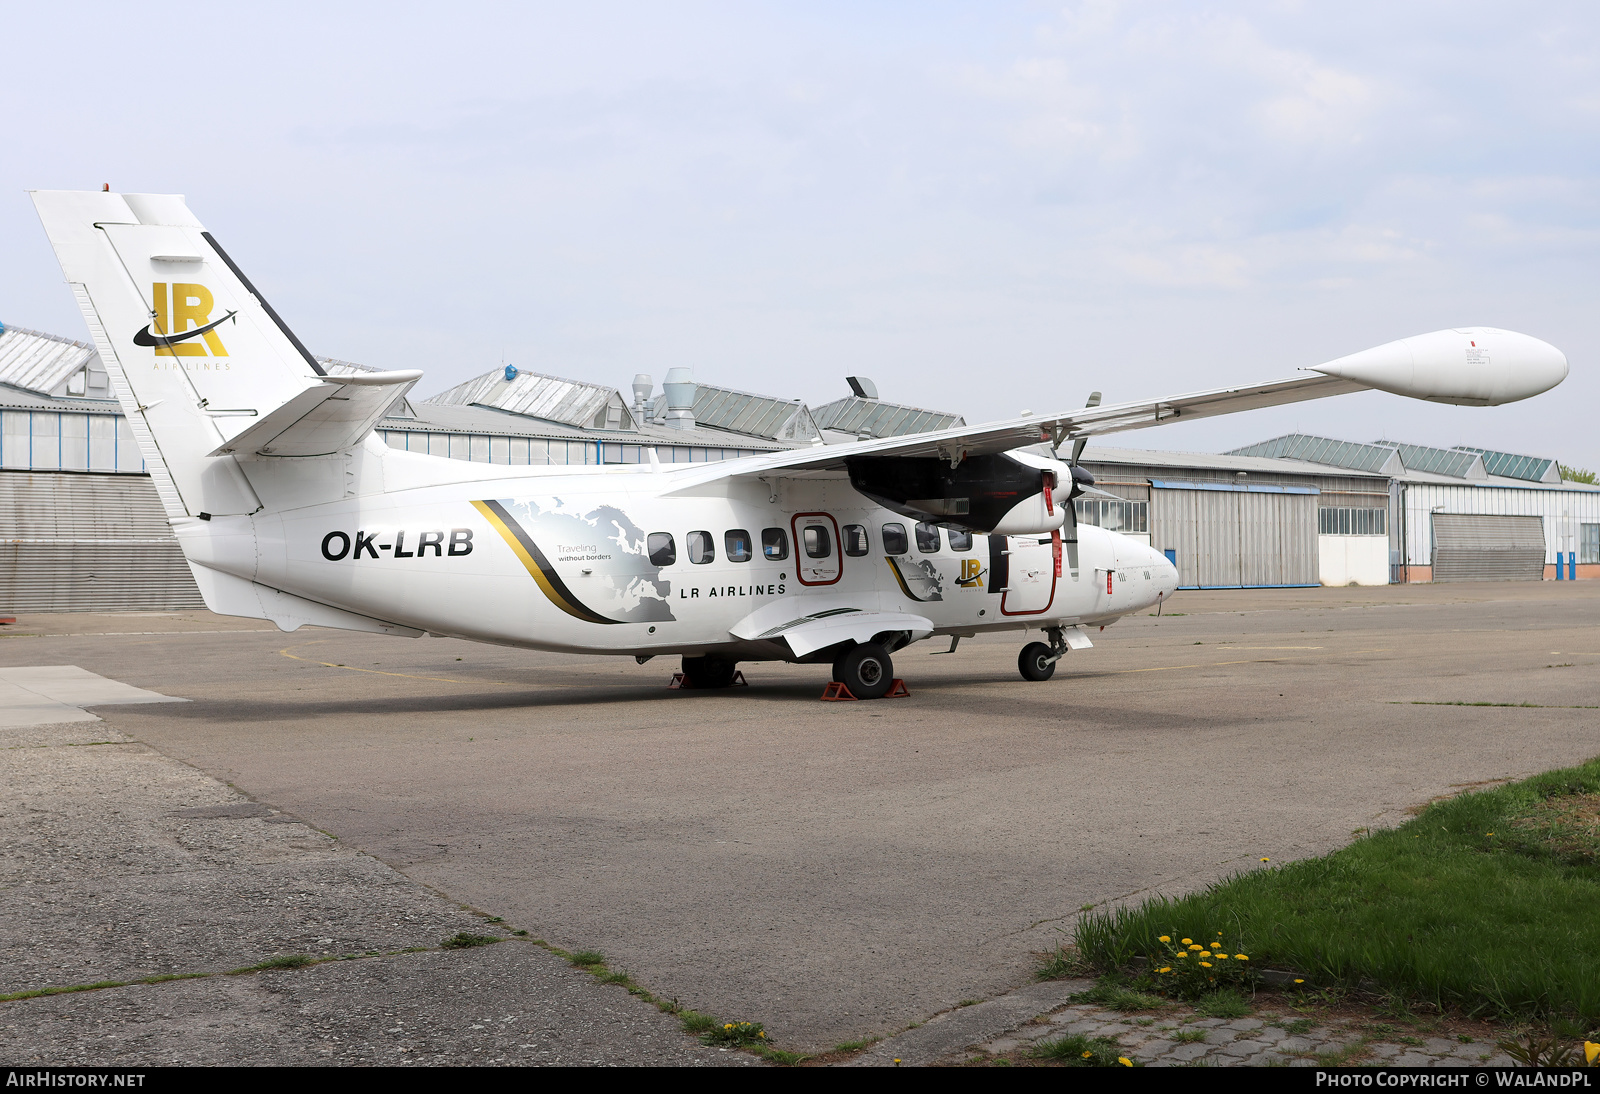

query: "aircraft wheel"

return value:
[681, 655, 738, 689]
[1019, 642, 1057, 682]
[834, 642, 894, 700]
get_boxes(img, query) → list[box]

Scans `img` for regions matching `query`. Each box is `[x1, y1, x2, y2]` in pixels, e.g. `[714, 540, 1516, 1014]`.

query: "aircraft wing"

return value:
[663, 372, 1368, 488]
[208, 370, 422, 457]
[661, 325, 1566, 489]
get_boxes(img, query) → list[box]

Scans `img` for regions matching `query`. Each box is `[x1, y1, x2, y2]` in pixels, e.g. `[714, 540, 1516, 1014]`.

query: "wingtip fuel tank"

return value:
[1307, 327, 1567, 406]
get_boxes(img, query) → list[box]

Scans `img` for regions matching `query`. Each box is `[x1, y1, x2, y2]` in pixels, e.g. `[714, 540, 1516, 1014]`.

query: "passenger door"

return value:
[999, 533, 1058, 615]
[791, 512, 841, 586]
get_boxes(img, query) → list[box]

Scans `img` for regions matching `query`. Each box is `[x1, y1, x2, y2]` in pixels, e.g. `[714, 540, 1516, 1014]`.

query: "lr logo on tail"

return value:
[133, 283, 234, 356]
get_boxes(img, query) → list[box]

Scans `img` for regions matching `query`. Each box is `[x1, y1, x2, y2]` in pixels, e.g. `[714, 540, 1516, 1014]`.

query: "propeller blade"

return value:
[1068, 391, 1100, 466]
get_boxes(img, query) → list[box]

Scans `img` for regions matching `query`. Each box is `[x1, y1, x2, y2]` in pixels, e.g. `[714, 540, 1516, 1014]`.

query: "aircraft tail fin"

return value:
[30, 190, 347, 518]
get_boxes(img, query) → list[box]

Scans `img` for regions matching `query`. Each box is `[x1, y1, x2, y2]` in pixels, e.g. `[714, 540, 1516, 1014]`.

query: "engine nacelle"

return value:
[846, 451, 1070, 535]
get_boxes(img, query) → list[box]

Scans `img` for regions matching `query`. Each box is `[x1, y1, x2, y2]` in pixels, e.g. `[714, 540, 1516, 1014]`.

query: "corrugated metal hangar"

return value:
[4, 319, 1598, 612]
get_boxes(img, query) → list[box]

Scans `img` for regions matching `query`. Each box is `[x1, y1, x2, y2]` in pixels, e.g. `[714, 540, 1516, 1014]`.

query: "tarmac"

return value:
[2, 580, 1598, 1063]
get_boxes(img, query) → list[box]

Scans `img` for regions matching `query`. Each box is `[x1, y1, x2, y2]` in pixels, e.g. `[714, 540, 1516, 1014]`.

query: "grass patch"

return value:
[568, 950, 606, 967]
[440, 933, 502, 950]
[701, 1020, 770, 1047]
[0, 972, 208, 1002]
[1070, 977, 1168, 1012]
[679, 1009, 718, 1034]
[227, 954, 316, 974]
[833, 1037, 880, 1053]
[1194, 990, 1252, 1020]
[1032, 1032, 1134, 1066]
[1171, 1029, 1208, 1043]
[1071, 757, 1600, 1021]
[1035, 945, 1088, 981]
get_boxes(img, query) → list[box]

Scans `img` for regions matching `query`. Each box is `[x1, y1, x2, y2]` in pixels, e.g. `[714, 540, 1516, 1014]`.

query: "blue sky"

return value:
[4, 2, 1596, 465]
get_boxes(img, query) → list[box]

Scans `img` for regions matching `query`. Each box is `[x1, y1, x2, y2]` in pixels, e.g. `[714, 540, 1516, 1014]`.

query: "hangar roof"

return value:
[0, 324, 96, 397]
[426, 368, 636, 432]
[690, 383, 820, 442]
[813, 395, 965, 440]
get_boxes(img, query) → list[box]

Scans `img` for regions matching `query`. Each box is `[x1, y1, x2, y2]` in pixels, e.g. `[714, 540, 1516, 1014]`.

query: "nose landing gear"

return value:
[1018, 626, 1070, 682]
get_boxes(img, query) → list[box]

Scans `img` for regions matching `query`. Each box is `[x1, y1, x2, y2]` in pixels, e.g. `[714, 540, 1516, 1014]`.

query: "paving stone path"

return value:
[967, 1000, 1519, 1067]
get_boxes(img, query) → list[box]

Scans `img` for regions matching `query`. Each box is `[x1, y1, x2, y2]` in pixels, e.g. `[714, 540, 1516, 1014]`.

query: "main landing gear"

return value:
[679, 655, 741, 689]
[1018, 626, 1069, 682]
[832, 641, 895, 700]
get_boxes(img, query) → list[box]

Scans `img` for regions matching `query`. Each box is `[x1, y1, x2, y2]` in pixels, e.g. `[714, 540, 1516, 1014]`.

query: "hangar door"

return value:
[1431, 514, 1545, 582]
[0, 470, 203, 612]
[1149, 481, 1319, 589]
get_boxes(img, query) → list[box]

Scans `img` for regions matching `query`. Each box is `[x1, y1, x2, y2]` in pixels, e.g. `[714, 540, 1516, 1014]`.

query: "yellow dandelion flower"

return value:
[1216, 954, 1228, 960]
[1082, 1051, 1092, 1058]
[1294, 978, 1305, 984]
[1159, 967, 1172, 973]
[1260, 857, 1270, 862]
[1119, 1057, 1133, 1067]
[758, 1032, 765, 1038]
[724, 1024, 733, 1030]
[1181, 938, 1193, 945]
[1216, 932, 1223, 936]
[1199, 961, 1213, 968]
[1175, 952, 1187, 959]
[1586, 1042, 1600, 1065]
[1199, 951, 1212, 958]
[1159, 935, 1170, 943]
[1236, 954, 1248, 961]
[1189, 944, 1203, 951]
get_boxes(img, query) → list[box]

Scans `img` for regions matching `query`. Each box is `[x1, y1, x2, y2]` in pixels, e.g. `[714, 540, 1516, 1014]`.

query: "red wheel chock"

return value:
[821, 679, 911, 701]
[668, 671, 748, 689]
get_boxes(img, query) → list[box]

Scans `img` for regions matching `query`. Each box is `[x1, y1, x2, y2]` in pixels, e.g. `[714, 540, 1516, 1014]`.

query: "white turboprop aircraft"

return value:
[31, 191, 1569, 698]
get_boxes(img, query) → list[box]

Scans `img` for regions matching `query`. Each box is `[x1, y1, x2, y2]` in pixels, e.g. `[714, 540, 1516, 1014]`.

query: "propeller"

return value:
[1065, 391, 1101, 496]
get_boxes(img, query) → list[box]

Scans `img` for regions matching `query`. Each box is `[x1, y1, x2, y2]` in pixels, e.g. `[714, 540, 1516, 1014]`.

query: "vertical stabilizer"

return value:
[30, 191, 327, 518]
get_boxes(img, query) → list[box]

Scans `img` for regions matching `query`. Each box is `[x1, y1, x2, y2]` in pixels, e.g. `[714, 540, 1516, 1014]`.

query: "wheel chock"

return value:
[821, 679, 911, 701]
[669, 670, 750, 690]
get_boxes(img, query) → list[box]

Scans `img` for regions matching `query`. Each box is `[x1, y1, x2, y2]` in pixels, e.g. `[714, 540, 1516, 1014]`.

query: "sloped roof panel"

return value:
[425, 369, 617, 429]
[1455, 446, 1560, 483]
[1376, 440, 1483, 478]
[813, 396, 964, 438]
[1226, 433, 1398, 474]
[691, 383, 814, 440]
[0, 325, 95, 396]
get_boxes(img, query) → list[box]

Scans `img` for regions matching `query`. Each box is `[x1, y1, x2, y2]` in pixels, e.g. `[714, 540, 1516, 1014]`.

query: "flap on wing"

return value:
[731, 603, 934, 659]
[208, 370, 422, 457]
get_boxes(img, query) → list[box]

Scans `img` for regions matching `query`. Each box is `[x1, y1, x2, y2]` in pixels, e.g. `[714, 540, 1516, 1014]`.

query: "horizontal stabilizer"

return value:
[209, 370, 421, 457]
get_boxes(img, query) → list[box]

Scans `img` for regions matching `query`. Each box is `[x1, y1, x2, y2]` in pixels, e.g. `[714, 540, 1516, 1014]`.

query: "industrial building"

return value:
[4, 318, 1598, 611]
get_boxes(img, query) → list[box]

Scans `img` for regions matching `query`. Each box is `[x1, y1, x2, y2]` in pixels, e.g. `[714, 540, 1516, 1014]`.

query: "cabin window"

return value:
[802, 524, 832, 559]
[842, 524, 869, 557]
[687, 530, 715, 564]
[647, 533, 676, 567]
[762, 527, 789, 560]
[725, 529, 753, 563]
[915, 522, 941, 554]
[947, 529, 973, 552]
[881, 523, 908, 555]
